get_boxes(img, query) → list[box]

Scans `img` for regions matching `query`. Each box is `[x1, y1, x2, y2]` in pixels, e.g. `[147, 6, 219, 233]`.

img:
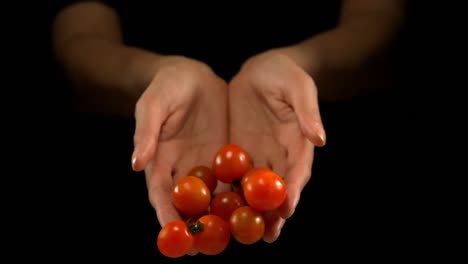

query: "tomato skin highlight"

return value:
[210, 191, 246, 222]
[229, 206, 265, 245]
[193, 214, 230, 255]
[188, 165, 218, 194]
[157, 220, 194, 258]
[242, 167, 287, 212]
[172, 176, 211, 217]
[212, 144, 252, 183]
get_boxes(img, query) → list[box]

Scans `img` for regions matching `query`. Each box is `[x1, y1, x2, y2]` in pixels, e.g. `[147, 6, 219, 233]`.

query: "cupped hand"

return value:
[131, 56, 230, 230]
[228, 50, 326, 243]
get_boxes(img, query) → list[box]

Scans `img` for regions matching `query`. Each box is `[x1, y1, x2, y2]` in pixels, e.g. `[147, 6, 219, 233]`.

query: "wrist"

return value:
[274, 44, 323, 78]
[123, 47, 165, 99]
[125, 53, 213, 96]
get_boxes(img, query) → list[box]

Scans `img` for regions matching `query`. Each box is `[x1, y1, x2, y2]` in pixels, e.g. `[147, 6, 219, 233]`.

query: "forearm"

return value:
[55, 38, 162, 116]
[52, 1, 163, 117]
[282, 3, 405, 101]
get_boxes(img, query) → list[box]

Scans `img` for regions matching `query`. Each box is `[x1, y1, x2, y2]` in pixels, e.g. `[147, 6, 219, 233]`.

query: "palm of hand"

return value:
[137, 62, 230, 226]
[228, 53, 324, 242]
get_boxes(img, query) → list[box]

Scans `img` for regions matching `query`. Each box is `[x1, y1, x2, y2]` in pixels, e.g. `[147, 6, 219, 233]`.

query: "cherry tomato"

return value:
[172, 176, 211, 216]
[188, 165, 217, 194]
[157, 220, 194, 258]
[210, 191, 246, 222]
[192, 214, 230, 255]
[242, 167, 287, 212]
[229, 206, 265, 245]
[212, 144, 252, 183]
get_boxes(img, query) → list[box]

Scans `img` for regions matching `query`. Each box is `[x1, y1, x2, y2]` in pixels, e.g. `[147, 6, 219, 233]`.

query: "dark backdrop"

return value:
[26, 1, 443, 261]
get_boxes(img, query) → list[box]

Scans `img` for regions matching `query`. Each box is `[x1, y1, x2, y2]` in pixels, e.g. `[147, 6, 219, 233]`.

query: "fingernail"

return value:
[131, 151, 137, 171]
[317, 131, 326, 146]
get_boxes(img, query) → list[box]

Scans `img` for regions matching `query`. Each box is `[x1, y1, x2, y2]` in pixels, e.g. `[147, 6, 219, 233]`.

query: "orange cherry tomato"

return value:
[188, 165, 218, 194]
[157, 220, 194, 258]
[212, 144, 252, 184]
[172, 175, 211, 217]
[210, 191, 246, 222]
[242, 167, 287, 212]
[192, 214, 230, 255]
[229, 206, 265, 245]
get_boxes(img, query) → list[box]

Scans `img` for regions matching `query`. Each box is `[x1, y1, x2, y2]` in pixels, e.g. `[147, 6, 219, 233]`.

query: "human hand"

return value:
[228, 50, 326, 243]
[131, 56, 229, 229]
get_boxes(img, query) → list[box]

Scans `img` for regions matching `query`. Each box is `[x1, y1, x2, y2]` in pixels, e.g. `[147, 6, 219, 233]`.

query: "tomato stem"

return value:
[187, 219, 204, 235]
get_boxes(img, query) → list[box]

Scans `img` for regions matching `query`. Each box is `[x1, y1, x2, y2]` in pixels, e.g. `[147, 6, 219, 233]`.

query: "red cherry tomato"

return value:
[172, 176, 211, 217]
[210, 191, 246, 222]
[212, 144, 252, 183]
[188, 165, 217, 194]
[242, 167, 287, 212]
[157, 220, 194, 258]
[229, 206, 265, 245]
[192, 214, 230, 255]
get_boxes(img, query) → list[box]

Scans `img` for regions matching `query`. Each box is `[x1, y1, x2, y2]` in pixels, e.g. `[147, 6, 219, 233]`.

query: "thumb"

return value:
[132, 97, 164, 171]
[288, 75, 326, 147]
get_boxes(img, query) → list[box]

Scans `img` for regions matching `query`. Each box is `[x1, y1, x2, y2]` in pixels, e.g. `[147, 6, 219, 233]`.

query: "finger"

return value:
[286, 74, 326, 147]
[262, 210, 286, 243]
[146, 160, 181, 228]
[277, 163, 310, 219]
[277, 145, 314, 219]
[132, 94, 165, 172]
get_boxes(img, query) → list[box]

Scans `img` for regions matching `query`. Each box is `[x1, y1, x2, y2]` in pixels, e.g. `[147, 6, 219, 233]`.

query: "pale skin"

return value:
[52, 0, 405, 253]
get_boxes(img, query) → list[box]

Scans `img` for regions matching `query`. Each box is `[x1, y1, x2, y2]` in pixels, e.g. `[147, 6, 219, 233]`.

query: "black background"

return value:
[10, 1, 453, 261]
